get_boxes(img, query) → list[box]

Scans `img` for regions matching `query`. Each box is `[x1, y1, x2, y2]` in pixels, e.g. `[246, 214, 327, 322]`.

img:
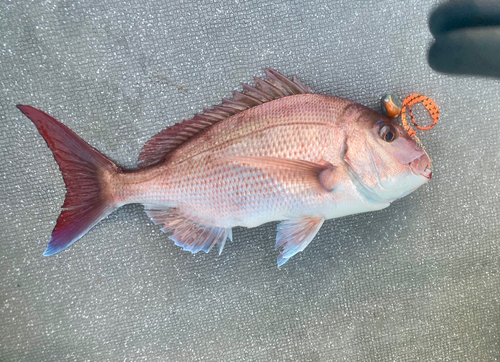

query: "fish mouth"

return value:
[410, 153, 432, 179]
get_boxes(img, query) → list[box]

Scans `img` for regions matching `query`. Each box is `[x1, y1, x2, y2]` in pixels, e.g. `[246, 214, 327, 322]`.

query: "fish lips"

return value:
[410, 153, 432, 179]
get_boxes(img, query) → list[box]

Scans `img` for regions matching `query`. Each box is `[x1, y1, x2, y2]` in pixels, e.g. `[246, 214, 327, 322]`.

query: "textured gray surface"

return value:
[1, 0, 499, 361]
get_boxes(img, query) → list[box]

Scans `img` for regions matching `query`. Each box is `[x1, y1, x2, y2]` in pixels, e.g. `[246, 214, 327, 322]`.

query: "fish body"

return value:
[18, 69, 431, 265]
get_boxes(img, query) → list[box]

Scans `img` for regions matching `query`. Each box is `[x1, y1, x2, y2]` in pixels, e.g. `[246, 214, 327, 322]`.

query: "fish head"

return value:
[344, 112, 431, 202]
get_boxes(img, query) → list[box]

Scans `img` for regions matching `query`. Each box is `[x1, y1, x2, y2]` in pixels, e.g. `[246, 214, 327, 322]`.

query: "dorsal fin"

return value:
[137, 68, 313, 168]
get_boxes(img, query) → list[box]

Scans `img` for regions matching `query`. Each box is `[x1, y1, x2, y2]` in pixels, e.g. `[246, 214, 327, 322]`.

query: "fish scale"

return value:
[132, 96, 365, 226]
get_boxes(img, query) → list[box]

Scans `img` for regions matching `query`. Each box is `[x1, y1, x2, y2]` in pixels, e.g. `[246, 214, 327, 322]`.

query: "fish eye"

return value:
[379, 124, 397, 143]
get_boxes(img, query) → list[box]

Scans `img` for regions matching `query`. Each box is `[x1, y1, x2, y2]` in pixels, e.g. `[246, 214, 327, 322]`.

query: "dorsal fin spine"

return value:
[221, 98, 247, 111]
[241, 83, 273, 102]
[232, 92, 261, 106]
[253, 77, 286, 98]
[265, 68, 300, 94]
[265, 69, 295, 94]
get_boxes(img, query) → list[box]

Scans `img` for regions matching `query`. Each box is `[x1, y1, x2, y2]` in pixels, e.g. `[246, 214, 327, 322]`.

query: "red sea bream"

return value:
[17, 69, 432, 265]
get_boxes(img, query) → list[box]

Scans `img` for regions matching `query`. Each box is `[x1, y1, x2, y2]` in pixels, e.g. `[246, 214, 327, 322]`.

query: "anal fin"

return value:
[276, 217, 325, 266]
[145, 208, 231, 255]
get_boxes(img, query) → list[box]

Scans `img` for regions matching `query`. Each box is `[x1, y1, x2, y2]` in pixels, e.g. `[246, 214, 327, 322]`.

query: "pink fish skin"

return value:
[17, 69, 431, 265]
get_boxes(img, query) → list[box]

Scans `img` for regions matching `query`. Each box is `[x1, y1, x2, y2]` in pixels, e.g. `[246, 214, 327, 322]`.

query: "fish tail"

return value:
[17, 105, 122, 256]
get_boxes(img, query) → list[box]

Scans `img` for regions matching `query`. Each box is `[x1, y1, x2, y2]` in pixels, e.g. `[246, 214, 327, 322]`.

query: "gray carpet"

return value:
[1, 0, 499, 361]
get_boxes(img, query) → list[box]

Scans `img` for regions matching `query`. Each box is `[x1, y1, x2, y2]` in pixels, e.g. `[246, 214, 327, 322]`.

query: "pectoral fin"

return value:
[225, 156, 337, 192]
[275, 217, 325, 266]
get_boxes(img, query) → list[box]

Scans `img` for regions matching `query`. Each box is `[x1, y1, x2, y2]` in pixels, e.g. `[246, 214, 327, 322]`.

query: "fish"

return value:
[17, 68, 432, 266]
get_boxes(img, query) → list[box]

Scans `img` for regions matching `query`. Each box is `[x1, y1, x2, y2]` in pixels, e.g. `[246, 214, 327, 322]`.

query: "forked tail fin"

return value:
[17, 105, 121, 256]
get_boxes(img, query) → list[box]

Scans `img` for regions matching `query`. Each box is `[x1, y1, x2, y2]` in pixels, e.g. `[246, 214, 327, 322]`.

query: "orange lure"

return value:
[382, 93, 440, 138]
